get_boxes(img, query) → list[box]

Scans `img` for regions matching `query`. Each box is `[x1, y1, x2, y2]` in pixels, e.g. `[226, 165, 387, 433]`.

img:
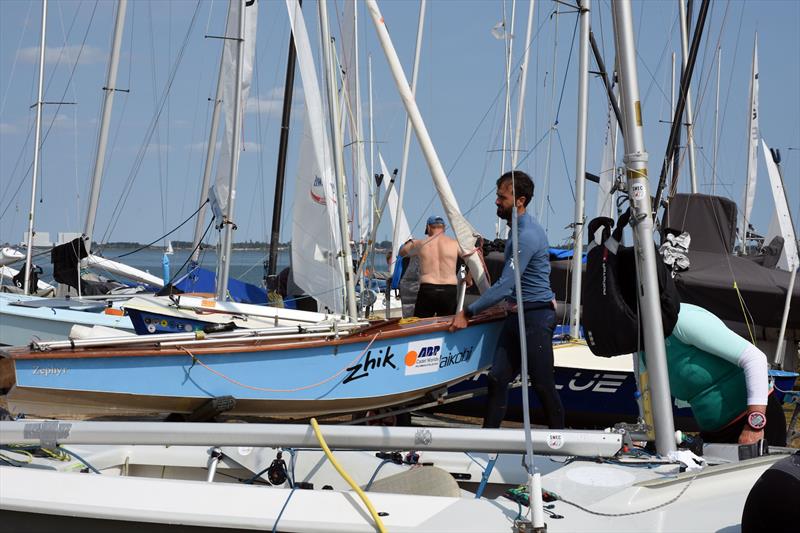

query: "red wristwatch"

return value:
[746, 411, 766, 430]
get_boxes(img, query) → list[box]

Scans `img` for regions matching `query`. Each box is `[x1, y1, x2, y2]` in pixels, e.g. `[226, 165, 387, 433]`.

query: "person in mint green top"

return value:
[650, 303, 785, 446]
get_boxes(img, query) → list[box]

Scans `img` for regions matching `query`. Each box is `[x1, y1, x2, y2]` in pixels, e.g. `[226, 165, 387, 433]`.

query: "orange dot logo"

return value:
[404, 350, 418, 367]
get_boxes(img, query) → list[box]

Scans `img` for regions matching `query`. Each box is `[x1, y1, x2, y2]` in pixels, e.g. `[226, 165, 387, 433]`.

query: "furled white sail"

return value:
[761, 140, 798, 272]
[595, 83, 619, 225]
[211, 0, 259, 215]
[741, 35, 759, 242]
[378, 153, 411, 248]
[286, 0, 344, 314]
[341, 1, 372, 244]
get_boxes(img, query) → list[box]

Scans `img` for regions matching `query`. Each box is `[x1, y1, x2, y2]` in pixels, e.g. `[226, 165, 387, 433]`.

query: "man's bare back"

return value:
[401, 231, 459, 285]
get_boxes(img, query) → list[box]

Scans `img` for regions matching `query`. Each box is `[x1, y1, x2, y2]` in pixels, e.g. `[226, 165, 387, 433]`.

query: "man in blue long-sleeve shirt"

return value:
[450, 171, 565, 429]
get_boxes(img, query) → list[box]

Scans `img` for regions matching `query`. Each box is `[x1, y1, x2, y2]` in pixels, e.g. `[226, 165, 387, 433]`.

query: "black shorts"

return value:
[413, 283, 457, 318]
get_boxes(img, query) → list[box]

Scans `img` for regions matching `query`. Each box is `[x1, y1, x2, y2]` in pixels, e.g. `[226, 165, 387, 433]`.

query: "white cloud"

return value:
[18, 44, 106, 65]
[245, 96, 282, 115]
[0, 123, 16, 134]
[242, 141, 261, 153]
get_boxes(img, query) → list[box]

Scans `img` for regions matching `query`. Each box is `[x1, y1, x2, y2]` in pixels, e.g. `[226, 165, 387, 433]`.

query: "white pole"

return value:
[367, 0, 490, 292]
[568, 0, 590, 338]
[500, 0, 516, 174]
[388, 0, 426, 284]
[84, 0, 127, 254]
[368, 54, 374, 210]
[23, 0, 48, 295]
[191, 51, 225, 263]
[612, 0, 676, 455]
[511, 0, 536, 169]
[678, 0, 698, 193]
[319, 0, 359, 319]
[774, 267, 797, 368]
[215, 0, 246, 301]
[712, 46, 721, 194]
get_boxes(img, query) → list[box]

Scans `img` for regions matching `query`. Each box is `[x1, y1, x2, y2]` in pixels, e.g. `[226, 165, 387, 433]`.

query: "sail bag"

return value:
[582, 210, 681, 357]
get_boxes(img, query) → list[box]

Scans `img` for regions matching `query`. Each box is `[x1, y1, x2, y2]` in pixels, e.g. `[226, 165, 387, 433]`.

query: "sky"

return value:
[1, 0, 798, 254]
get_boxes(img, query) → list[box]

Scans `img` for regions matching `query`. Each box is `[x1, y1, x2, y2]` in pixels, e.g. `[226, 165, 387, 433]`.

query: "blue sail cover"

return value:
[173, 265, 268, 305]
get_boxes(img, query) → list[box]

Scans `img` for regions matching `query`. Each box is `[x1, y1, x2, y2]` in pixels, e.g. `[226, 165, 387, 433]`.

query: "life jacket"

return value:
[582, 209, 681, 357]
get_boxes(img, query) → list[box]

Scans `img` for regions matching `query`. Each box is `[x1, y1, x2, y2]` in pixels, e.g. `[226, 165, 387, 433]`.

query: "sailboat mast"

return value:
[511, 0, 536, 169]
[678, 0, 698, 193]
[499, 0, 516, 175]
[191, 48, 225, 263]
[612, 0, 676, 455]
[367, 0, 490, 293]
[712, 46, 721, 194]
[568, 0, 590, 338]
[319, 0, 358, 319]
[84, 0, 127, 254]
[216, 0, 247, 301]
[23, 0, 48, 295]
[267, 0, 301, 279]
[368, 55, 374, 208]
[388, 0, 426, 286]
[741, 34, 759, 254]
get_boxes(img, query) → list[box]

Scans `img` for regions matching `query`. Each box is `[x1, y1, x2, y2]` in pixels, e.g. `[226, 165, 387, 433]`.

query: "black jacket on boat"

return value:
[581, 210, 681, 357]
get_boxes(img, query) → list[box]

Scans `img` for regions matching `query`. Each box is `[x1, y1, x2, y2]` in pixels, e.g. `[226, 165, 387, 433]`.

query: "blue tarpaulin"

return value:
[173, 265, 268, 305]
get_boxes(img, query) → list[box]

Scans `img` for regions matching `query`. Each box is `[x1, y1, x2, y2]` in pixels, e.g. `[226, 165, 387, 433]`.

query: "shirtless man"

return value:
[399, 215, 460, 317]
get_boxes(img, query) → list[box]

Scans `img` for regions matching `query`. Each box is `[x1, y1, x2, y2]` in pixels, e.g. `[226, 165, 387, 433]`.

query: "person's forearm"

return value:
[738, 344, 769, 406]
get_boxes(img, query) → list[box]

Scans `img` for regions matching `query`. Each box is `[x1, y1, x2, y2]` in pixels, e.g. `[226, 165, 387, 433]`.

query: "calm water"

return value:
[33, 247, 388, 287]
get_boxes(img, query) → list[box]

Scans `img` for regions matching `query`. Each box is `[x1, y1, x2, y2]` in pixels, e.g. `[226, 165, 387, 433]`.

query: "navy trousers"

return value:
[483, 306, 565, 429]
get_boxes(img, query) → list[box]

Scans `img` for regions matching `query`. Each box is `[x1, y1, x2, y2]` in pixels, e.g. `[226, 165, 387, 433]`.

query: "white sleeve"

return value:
[737, 344, 769, 406]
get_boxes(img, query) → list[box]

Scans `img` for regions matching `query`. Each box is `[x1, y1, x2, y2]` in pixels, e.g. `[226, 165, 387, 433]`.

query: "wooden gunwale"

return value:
[1, 309, 505, 361]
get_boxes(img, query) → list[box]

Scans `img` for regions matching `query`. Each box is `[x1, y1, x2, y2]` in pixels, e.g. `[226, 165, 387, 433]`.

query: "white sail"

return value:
[761, 140, 798, 271]
[595, 83, 619, 225]
[341, 1, 371, 244]
[741, 35, 759, 242]
[211, 0, 259, 215]
[378, 153, 411, 248]
[286, 0, 344, 314]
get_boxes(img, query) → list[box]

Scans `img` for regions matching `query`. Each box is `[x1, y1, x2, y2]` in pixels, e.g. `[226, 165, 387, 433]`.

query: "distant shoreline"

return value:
[4, 241, 392, 253]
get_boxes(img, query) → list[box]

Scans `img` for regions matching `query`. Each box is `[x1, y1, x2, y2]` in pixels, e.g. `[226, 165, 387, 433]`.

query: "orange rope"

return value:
[179, 332, 380, 393]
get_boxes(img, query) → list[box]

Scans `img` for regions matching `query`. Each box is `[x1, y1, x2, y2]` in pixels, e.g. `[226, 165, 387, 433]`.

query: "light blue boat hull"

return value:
[6, 320, 502, 417]
[0, 293, 133, 347]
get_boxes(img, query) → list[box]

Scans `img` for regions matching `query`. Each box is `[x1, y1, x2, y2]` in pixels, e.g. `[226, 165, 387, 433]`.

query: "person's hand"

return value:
[738, 426, 764, 445]
[449, 310, 469, 332]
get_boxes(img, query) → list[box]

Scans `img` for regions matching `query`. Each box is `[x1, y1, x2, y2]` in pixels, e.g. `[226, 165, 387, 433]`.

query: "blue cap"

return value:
[426, 215, 445, 226]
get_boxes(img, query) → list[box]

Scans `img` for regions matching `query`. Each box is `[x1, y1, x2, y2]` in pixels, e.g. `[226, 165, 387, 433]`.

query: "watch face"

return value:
[747, 412, 766, 430]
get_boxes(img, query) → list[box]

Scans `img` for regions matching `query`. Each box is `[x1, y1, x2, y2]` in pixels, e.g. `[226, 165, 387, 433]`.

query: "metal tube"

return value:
[500, 0, 516, 175]
[23, 0, 48, 295]
[355, 173, 396, 282]
[612, 0, 677, 455]
[388, 0, 426, 295]
[512, 0, 536, 168]
[84, 0, 127, 254]
[678, 0, 698, 193]
[1, 420, 623, 456]
[712, 46, 721, 194]
[216, 0, 247, 301]
[569, 0, 591, 338]
[266, 0, 300, 278]
[367, 0, 490, 293]
[31, 321, 364, 352]
[319, 0, 359, 320]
